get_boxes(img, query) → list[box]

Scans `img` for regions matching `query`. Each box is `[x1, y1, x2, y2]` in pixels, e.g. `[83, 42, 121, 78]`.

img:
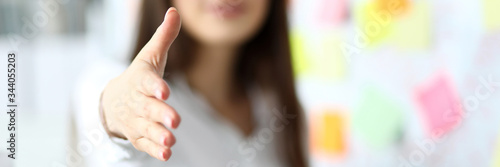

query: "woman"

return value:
[97, 0, 307, 166]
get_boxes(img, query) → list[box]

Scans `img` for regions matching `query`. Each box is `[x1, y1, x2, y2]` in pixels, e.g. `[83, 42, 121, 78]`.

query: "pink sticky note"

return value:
[317, 0, 348, 26]
[415, 74, 463, 135]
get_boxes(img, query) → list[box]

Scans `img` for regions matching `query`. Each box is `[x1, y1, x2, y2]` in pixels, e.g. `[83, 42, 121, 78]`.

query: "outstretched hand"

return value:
[100, 7, 182, 161]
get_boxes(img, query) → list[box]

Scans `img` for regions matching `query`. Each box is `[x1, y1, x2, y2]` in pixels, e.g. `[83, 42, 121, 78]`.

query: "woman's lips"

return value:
[210, 1, 245, 19]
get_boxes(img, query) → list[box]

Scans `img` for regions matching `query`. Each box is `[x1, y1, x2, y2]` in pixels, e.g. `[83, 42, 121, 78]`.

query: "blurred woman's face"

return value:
[172, 0, 270, 47]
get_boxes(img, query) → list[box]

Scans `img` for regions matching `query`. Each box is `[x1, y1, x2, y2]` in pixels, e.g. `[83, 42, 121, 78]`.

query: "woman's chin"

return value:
[198, 37, 246, 48]
[196, 30, 254, 47]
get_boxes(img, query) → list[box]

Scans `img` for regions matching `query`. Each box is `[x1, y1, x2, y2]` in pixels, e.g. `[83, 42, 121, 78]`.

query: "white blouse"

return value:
[72, 58, 289, 167]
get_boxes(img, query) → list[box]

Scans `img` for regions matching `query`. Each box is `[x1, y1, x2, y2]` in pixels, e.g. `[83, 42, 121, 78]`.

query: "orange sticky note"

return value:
[374, 0, 411, 13]
[310, 109, 347, 158]
[415, 74, 463, 136]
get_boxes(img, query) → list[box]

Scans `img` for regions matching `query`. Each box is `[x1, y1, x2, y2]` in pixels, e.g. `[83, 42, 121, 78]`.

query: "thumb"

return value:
[135, 7, 181, 76]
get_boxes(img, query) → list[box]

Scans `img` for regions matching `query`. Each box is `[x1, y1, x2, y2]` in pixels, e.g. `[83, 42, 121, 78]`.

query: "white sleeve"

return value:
[71, 58, 147, 166]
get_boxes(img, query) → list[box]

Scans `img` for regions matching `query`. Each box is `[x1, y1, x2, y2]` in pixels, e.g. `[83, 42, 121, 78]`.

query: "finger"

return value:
[136, 70, 170, 100]
[130, 95, 181, 129]
[135, 7, 181, 77]
[133, 137, 172, 161]
[135, 118, 176, 147]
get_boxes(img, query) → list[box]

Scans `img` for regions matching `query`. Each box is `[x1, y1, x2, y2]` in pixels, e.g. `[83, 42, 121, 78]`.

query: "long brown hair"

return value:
[133, 0, 307, 166]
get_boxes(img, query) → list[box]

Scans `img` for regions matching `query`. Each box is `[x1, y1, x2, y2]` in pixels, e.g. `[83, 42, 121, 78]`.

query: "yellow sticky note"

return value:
[354, 1, 392, 46]
[484, 0, 500, 31]
[317, 32, 347, 81]
[353, 0, 430, 49]
[390, 1, 431, 49]
[310, 109, 347, 157]
[494, 133, 500, 167]
[290, 30, 312, 77]
[290, 30, 346, 81]
[353, 0, 412, 47]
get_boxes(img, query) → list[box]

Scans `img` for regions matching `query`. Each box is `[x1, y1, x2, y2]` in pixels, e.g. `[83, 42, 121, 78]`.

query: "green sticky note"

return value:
[353, 86, 403, 149]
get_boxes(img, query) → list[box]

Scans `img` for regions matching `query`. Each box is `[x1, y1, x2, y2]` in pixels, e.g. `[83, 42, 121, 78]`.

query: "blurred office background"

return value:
[0, 0, 499, 166]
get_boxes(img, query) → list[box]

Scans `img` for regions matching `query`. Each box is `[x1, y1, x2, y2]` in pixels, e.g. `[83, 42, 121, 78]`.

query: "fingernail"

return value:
[159, 151, 165, 160]
[161, 135, 166, 146]
[155, 90, 163, 100]
[162, 134, 176, 146]
[164, 116, 174, 129]
[164, 7, 176, 21]
[164, 8, 170, 21]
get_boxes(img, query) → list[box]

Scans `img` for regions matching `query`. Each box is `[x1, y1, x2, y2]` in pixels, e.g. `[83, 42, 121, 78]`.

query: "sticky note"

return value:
[353, 1, 393, 46]
[310, 109, 347, 157]
[316, 0, 348, 26]
[483, 0, 500, 31]
[352, 86, 403, 149]
[317, 32, 347, 81]
[415, 74, 463, 136]
[353, 0, 430, 49]
[290, 31, 346, 81]
[495, 143, 500, 166]
[493, 130, 500, 167]
[353, 0, 412, 46]
[390, 1, 431, 49]
[374, 0, 411, 14]
[290, 30, 312, 77]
